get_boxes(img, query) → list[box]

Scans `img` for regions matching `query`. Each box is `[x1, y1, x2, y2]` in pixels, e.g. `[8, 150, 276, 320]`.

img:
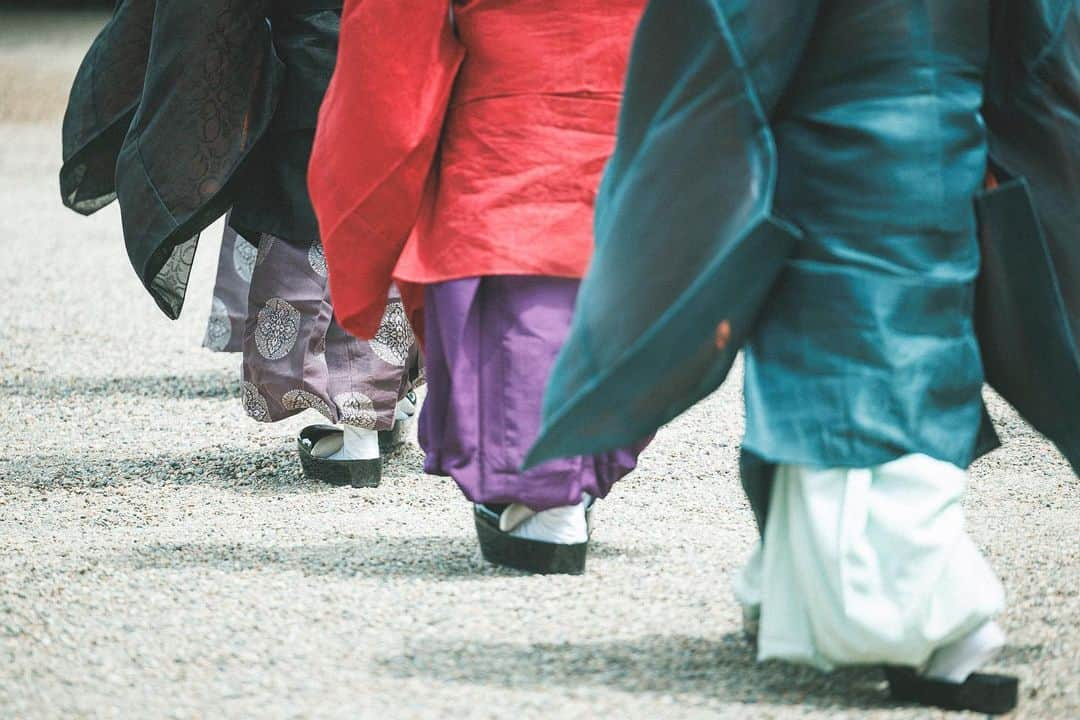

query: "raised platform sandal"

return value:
[379, 391, 418, 454]
[473, 498, 595, 575]
[297, 425, 381, 488]
[885, 667, 1018, 715]
[377, 422, 405, 455]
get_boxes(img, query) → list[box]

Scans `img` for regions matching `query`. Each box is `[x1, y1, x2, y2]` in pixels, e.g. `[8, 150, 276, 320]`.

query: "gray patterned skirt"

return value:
[204, 223, 420, 431]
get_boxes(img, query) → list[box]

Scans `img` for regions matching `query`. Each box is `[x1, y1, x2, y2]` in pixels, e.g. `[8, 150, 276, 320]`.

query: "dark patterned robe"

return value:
[60, 0, 341, 319]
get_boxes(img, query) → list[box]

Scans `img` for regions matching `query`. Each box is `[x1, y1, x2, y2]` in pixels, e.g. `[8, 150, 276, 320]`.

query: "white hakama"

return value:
[736, 454, 1005, 679]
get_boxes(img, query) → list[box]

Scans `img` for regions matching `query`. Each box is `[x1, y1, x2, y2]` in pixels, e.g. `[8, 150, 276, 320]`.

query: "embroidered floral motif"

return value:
[254, 297, 301, 360]
[307, 240, 327, 277]
[368, 302, 413, 367]
[334, 391, 378, 429]
[149, 236, 198, 319]
[204, 296, 232, 351]
[232, 233, 258, 282]
[282, 389, 333, 420]
[241, 381, 270, 422]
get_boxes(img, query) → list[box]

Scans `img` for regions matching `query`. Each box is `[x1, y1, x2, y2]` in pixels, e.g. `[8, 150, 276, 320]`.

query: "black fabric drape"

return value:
[60, 0, 342, 319]
[980, 0, 1080, 473]
[230, 4, 341, 245]
[60, 0, 154, 215]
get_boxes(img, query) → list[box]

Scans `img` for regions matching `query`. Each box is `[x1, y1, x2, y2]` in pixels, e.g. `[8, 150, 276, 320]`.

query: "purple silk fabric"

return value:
[420, 275, 644, 511]
[205, 223, 420, 431]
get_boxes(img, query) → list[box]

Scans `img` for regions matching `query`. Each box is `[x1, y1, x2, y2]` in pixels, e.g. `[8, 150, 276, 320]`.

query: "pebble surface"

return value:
[1, 10, 1077, 720]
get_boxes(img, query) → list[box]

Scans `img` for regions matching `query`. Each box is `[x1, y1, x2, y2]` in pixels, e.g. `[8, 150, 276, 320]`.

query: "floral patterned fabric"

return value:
[206, 224, 421, 430]
[203, 224, 250, 353]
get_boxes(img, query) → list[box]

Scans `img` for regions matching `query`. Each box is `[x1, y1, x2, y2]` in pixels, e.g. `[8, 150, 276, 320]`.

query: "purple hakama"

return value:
[420, 276, 644, 511]
[205, 223, 421, 431]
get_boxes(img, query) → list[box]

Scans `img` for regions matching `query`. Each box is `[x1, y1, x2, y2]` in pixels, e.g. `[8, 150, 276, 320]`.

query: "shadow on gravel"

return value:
[113, 537, 644, 580]
[5, 443, 445, 493]
[376, 633, 894, 711]
[120, 537, 486, 579]
[5, 446, 317, 493]
[0, 370, 238, 400]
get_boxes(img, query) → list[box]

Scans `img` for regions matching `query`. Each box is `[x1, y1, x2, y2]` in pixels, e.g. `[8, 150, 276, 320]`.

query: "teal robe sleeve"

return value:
[525, 0, 818, 467]
[529, 0, 1080, 475]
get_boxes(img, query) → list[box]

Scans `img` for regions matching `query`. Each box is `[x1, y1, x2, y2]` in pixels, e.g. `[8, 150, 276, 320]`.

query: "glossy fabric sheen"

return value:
[419, 276, 642, 511]
[527, 0, 816, 466]
[309, 0, 644, 339]
[742, 0, 989, 468]
[529, 0, 1079, 473]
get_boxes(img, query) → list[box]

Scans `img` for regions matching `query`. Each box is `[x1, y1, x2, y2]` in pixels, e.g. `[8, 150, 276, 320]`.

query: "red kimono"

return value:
[308, 0, 644, 340]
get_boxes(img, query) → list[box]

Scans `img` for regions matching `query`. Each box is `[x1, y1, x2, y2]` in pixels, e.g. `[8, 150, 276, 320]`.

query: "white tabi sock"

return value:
[924, 620, 1007, 683]
[328, 425, 379, 461]
[395, 394, 417, 421]
[501, 500, 588, 544]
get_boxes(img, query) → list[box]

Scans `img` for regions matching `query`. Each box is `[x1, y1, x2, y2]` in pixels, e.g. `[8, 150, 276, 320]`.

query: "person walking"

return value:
[308, 0, 650, 573]
[60, 1, 421, 487]
[526, 0, 1079, 712]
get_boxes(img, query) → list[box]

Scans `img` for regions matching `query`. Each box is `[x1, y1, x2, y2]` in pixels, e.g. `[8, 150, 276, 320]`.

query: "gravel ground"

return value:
[1, 11, 1077, 720]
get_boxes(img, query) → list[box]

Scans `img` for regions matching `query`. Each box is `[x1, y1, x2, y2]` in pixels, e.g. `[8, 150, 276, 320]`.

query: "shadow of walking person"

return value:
[6, 445, 311, 492]
[108, 536, 648, 581]
[116, 537, 488, 580]
[4, 433, 433, 493]
[375, 633, 896, 711]
[0, 369, 239, 401]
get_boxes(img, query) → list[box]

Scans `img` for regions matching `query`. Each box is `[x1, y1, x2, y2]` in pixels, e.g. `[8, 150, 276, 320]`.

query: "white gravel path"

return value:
[1, 11, 1077, 720]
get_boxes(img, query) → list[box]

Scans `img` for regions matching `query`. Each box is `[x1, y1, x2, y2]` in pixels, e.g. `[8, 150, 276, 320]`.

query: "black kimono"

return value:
[60, 0, 340, 319]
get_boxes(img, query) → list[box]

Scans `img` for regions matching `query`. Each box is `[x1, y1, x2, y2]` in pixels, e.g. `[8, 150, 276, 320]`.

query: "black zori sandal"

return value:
[884, 666, 1018, 715]
[473, 501, 595, 575]
[380, 390, 418, 454]
[297, 425, 381, 488]
[377, 422, 405, 455]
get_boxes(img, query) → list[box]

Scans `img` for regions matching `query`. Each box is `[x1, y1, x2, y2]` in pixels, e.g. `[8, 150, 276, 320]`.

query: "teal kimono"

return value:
[527, 0, 1079, 480]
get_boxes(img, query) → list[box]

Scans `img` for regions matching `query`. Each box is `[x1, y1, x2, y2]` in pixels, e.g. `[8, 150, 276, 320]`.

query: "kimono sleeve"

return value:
[980, 0, 1080, 473]
[309, 0, 464, 339]
[984, 0, 1080, 342]
[60, 0, 155, 215]
[114, 0, 282, 320]
[527, 0, 819, 467]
